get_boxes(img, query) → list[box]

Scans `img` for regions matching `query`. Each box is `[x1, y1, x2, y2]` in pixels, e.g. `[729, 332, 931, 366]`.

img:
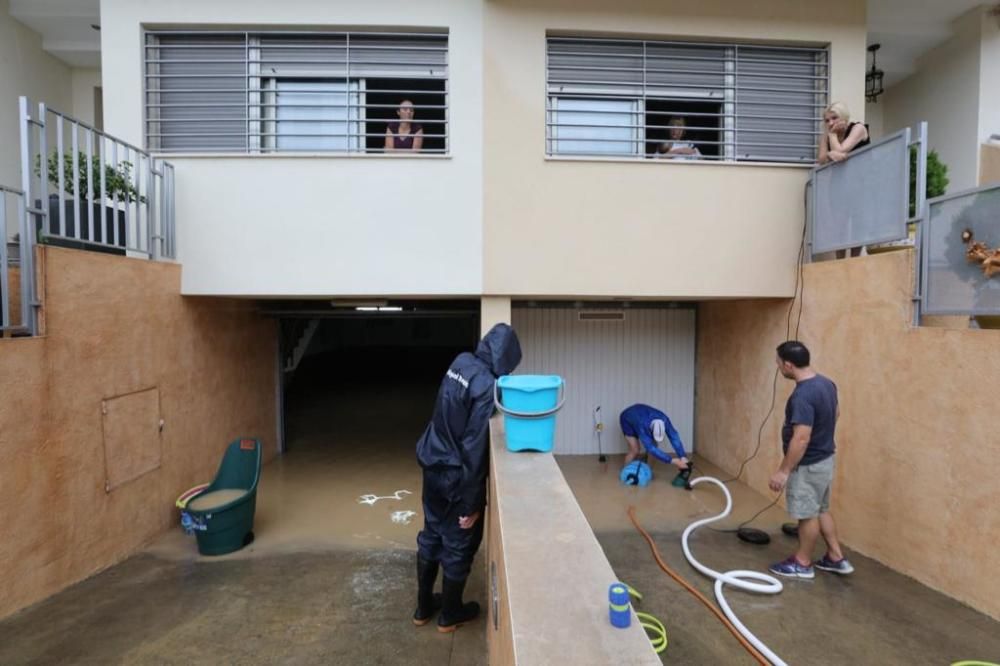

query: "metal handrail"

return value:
[0, 183, 32, 334]
[19, 96, 176, 264]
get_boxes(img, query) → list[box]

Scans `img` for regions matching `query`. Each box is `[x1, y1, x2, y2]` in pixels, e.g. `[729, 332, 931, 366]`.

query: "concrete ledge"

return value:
[486, 417, 658, 665]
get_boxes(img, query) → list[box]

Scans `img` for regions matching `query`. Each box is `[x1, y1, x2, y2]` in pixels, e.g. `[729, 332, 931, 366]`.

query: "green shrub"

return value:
[35, 151, 146, 204]
[910, 148, 949, 216]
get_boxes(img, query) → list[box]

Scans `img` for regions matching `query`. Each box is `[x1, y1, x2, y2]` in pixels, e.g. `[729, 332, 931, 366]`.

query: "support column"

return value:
[480, 296, 512, 337]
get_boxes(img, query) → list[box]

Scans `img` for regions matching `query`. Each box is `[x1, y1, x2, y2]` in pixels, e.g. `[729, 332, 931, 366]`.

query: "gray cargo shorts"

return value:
[786, 455, 835, 520]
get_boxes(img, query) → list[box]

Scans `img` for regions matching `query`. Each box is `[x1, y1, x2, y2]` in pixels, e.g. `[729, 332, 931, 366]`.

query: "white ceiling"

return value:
[867, 0, 989, 88]
[9, 0, 101, 68]
[5, 0, 993, 82]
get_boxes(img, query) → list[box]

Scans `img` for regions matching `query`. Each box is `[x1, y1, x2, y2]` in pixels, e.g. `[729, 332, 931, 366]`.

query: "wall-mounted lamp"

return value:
[866, 44, 884, 103]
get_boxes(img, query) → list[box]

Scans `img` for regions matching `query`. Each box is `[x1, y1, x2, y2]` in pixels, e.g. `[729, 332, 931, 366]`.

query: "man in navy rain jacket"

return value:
[413, 323, 522, 633]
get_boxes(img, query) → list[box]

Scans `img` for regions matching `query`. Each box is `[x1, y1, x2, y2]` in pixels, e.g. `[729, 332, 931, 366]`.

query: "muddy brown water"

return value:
[187, 489, 247, 511]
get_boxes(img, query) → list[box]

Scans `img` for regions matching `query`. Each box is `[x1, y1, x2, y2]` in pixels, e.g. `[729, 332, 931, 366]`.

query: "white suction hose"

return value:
[682, 476, 788, 666]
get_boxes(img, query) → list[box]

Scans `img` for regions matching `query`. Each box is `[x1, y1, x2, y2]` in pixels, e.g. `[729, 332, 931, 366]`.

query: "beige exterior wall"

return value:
[696, 250, 1000, 621]
[979, 10, 1000, 149]
[482, 0, 866, 298]
[0, 247, 278, 620]
[97, 0, 867, 299]
[71, 67, 102, 128]
[864, 100, 884, 140]
[983, 143, 1000, 185]
[881, 9, 984, 193]
[480, 296, 512, 336]
[99, 0, 484, 297]
[0, 0, 72, 193]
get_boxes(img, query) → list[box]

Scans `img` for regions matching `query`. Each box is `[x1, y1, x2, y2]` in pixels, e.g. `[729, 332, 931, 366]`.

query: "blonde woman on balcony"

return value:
[817, 101, 870, 164]
[819, 102, 870, 257]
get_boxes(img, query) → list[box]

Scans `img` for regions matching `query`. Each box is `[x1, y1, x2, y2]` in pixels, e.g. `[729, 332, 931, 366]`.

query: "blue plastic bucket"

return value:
[495, 375, 564, 452]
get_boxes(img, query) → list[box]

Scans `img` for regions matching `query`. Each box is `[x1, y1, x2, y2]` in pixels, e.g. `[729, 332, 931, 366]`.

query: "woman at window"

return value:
[654, 117, 701, 160]
[817, 102, 870, 164]
[385, 99, 424, 152]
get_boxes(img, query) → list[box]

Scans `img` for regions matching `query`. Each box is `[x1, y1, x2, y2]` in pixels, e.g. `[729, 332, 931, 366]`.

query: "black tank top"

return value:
[827, 122, 870, 152]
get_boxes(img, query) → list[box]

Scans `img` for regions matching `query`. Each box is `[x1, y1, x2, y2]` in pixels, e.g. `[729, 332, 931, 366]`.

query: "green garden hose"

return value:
[625, 584, 669, 655]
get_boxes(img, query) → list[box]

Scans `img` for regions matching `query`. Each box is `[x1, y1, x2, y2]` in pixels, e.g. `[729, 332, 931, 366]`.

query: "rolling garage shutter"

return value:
[511, 306, 695, 455]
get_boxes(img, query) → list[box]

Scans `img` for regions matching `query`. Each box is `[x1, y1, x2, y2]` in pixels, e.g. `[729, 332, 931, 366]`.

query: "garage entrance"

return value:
[277, 300, 480, 456]
[512, 303, 696, 456]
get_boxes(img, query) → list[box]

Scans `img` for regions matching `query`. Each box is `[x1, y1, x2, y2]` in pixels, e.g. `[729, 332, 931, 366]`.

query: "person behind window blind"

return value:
[385, 99, 424, 152]
[654, 117, 701, 160]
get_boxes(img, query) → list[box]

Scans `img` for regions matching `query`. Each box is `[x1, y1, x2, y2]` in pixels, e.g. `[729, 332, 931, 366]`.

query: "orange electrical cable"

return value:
[627, 505, 770, 666]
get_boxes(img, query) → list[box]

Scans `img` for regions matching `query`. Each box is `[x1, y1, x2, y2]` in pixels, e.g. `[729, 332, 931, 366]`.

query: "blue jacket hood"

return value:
[474, 323, 522, 377]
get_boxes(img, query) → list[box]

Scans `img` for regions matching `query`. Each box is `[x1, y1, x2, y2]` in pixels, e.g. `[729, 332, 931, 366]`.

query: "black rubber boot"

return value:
[413, 556, 442, 626]
[437, 576, 480, 633]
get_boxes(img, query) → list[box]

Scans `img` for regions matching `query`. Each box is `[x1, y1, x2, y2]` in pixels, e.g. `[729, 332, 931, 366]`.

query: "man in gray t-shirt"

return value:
[768, 341, 854, 580]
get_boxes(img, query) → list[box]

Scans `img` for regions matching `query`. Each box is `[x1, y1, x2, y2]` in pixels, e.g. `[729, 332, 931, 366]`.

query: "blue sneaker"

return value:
[814, 554, 854, 575]
[769, 555, 815, 579]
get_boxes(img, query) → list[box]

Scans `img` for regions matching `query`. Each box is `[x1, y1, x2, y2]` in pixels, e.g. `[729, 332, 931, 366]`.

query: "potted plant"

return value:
[33, 151, 146, 253]
[868, 149, 950, 254]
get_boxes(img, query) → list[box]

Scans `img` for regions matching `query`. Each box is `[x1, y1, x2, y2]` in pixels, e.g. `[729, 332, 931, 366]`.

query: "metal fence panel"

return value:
[811, 128, 910, 254]
[922, 184, 1000, 315]
[20, 96, 175, 261]
[0, 184, 32, 334]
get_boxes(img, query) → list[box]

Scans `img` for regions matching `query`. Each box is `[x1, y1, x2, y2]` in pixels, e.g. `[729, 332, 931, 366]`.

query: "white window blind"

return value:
[145, 31, 448, 154]
[551, 98, 641, 156]
[546, 36, 828, 163]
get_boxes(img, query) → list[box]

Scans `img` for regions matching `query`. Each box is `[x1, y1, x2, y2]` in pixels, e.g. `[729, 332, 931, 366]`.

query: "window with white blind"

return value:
[546, 36, 829, 163]
[144, 31, 448, 154]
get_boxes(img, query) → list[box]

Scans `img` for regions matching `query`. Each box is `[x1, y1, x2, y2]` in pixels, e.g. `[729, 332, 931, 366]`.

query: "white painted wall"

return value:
[71, 67, 101, 128]
[881, 9, 983, 192]
[865, 101, 885, 140]
[978, 11, 1000, 149]
[511, 307, 696, 456]
[99, 0, 483, 296]
[0, 0, 72, 191]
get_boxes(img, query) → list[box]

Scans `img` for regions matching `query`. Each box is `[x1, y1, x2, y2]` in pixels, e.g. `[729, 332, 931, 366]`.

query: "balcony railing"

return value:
[20, 96, 176, 262]
[0, 184, 32, 335]
[807, 122, 931, 324]
[10, 97, 177, 336]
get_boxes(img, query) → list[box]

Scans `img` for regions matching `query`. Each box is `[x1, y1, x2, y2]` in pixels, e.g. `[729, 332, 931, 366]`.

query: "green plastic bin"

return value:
[185, 438, 262, 556]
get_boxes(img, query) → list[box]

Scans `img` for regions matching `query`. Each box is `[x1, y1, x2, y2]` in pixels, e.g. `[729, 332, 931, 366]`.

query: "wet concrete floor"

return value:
[0, 348, 487, 665]
[4, 340, 999, 664]
[559, 454, 1000, 665]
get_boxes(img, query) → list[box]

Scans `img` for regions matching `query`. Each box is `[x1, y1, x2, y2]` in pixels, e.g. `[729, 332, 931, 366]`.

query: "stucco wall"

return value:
[482, 0, 866, 298]
[881, 9, 983, 193]
[864, 100, 884, 140]
[0, 0, 72, 196]
[696, 250, 1000, 620]
[71, 67, 101, 128]
[979, 11, 1000, 150]
[0, 247, 277, 620]
[983, 143, 1000, 185]
[99, 0, 484, 297]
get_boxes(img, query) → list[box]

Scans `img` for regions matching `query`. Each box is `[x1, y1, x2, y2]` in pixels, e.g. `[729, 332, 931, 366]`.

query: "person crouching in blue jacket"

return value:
[413, 323, 522, 632]
[619, 403, 690, 472]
